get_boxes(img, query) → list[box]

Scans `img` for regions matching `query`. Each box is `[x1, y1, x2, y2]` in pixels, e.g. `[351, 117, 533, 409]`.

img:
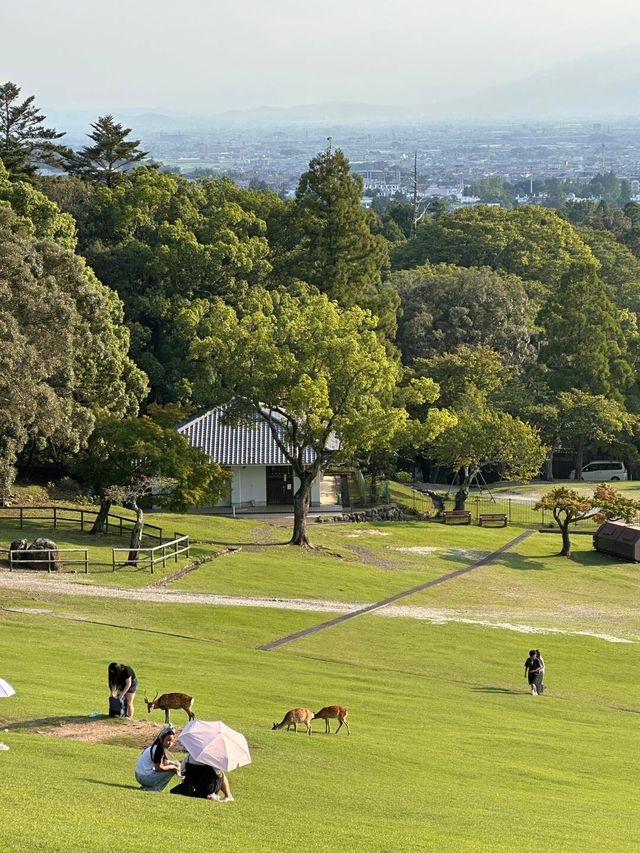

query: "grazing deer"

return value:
[272, 707, 313, 735]
[313, 705, 350, 735]
[144, 691, 195, 724]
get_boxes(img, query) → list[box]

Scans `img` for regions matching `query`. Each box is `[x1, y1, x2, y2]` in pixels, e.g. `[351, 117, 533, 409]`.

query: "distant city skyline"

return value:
[4, 0, 640, 114]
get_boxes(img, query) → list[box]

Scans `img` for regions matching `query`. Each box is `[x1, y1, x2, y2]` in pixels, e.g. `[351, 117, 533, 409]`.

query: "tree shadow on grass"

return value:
[439, 548, 548, 572]
[6, 714, 111, 731]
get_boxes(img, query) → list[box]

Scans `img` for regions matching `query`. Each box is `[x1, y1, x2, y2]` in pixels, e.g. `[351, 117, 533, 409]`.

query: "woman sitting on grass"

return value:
[171, 754, 234, 802]
[135, 725, 182, 792]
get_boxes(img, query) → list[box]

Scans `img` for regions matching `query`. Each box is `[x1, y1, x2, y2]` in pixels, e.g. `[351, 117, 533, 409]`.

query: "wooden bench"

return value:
[442, 510, 472, 525]
[478, 513, 508, 528]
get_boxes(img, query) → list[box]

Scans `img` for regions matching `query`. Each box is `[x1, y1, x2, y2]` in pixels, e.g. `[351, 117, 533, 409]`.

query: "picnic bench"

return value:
[478, 513, 508, 528]
[442, 510, 472, 525]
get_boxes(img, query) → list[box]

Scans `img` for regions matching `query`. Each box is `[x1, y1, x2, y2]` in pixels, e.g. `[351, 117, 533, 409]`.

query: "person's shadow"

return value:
[471, 686, 523, 695]
[5, 714, 112, 731]
[83, 780, 140, 790]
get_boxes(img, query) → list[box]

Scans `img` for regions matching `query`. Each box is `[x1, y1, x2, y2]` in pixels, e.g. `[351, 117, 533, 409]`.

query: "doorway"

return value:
[266, 466, 294, 505]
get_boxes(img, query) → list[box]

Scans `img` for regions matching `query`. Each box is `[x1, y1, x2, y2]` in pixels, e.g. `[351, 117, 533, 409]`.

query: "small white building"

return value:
[177, 406, 330, 509]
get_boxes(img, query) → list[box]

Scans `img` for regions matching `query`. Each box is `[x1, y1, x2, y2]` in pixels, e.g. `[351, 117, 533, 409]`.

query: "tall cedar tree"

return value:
[0, 82, 67, 180]
[286, 148, 398, 336]
[537, 262, 636, 401]
[67, 115, 148, 187]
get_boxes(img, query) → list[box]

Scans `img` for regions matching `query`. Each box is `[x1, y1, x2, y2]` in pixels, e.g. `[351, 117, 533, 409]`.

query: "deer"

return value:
[144, 691, 195, 724]
[313, 705, 350, 735]
[272, 707, 314, 735]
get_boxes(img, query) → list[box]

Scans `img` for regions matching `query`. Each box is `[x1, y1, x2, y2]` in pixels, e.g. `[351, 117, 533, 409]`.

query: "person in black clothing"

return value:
[524, 649, 542, 696]
[108, 662, 138, 718]
[171, 755, 234, 802]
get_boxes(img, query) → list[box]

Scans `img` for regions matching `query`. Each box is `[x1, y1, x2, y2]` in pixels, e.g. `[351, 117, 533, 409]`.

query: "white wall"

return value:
[231, 466, 267, 507]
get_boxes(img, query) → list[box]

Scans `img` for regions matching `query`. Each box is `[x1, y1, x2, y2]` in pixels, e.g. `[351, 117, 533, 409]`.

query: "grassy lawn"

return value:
[0, 595, 639, 852]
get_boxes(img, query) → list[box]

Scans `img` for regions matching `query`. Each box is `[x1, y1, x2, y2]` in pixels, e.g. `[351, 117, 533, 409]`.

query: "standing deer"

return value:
[313, 705, 350, 735]
[272, 707, 313, 735]
[144, 691, 195, 724]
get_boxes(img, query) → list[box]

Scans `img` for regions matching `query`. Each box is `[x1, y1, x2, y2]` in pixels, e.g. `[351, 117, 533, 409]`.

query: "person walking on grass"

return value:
[135, 724, 182, 792]
[108, 662, 137, 718]
[534, 649, 546, 695]
[524, 649, 543, 696]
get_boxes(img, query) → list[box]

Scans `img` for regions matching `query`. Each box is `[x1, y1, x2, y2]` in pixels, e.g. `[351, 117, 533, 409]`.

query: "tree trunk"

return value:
[454, 467, 471, 510]
[559, 520, 572, 557]
[90, 498, 112, 535]
[126, 500, 144, 565]
[574, 437, 585, 480]
[290, 473, 314, 547]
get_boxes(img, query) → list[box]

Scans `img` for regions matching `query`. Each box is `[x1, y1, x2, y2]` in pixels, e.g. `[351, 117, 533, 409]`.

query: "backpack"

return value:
[109, 695, 125, 718]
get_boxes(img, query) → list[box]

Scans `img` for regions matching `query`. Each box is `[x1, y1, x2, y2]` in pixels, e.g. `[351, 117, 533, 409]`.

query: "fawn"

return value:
[313, 705, 350, 735]
[272, 707, 314, 735]
[144, 691, 195, 724]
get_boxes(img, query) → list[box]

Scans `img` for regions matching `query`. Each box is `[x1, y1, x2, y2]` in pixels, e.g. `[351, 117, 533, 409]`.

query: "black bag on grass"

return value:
[109, 695, 125, 717]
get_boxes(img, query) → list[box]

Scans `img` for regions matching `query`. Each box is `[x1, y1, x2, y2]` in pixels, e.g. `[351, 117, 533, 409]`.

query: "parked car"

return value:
[570, 461, 628, 482]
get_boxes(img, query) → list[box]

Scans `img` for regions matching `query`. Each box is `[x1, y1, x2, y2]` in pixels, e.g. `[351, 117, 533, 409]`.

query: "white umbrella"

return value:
[178, 720, 251, 772]
[0, 678, 15, 698]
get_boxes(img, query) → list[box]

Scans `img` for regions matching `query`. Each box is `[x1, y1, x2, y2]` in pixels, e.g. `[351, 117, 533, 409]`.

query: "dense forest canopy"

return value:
[3, 80, 640, 536]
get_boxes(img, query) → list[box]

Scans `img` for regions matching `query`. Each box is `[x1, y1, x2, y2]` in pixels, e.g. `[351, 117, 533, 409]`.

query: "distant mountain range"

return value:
[49, 45, 640, 132]
[431, 44, 640, 119]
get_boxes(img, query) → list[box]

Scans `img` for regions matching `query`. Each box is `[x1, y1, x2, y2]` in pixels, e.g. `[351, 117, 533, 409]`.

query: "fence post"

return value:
[187, 537, 190, 559]
[508, 498, 512, 524]
[112, 550, 116, 573]
[47, 550, 51, 574]
[80, 510, 84, 532]
[20, 507, 23, 529]
[9, 551, 13, 572]
[150, 551, 155, 575]
[120, 517, 123, 537]
[175, 534, 179, 563]
[162, 544, 167, 569]
[53, 506, 57, 530]
[84, 550, 88, 574]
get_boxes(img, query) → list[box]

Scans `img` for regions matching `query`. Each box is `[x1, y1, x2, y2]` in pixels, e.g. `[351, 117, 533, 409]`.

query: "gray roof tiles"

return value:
[177, 406, 317, 466]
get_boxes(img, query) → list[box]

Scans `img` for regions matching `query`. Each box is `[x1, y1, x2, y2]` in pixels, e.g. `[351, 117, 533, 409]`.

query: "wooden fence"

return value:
[111, 534, 190, 574]
[0, 505, 164, 543]
[1, 547, 89, 573]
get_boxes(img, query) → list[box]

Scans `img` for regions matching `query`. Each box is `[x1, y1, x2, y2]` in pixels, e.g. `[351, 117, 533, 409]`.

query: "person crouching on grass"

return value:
[135, 725, 182, 792]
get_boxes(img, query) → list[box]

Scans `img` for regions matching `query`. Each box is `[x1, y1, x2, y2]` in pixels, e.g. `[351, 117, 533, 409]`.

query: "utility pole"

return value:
[412, 151, 419, 235]
[326, 136, 332, 155]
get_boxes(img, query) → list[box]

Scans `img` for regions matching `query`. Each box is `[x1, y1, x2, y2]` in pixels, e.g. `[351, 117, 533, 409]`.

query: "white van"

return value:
[571, 461, 628, 482]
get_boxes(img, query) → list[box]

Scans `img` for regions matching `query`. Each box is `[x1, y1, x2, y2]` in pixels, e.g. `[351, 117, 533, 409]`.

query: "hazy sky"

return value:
[3, 0, 640, 112]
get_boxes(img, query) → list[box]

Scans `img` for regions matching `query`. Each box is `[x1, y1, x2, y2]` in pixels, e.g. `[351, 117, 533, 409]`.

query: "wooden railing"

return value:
[111, 534, 190, 574]
[0, 505, 164, 543]
[1, 547, 89, 573]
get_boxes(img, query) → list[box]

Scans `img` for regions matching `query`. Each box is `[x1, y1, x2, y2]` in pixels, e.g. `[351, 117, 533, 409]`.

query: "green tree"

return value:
[66, 115, 148, 187]
[391, 205, 595, 286]
[0, 82, 68, 180]
[281, 148, 398, 336]
[537, 263, 636, 401]
[181, 285, 453, 545]
[70, 169, 272, 402]
[467, 176, 516, 208]
[556, 390, 635, 478]
[72, 415, 229, 537]
[395, 264, 535, 365]
[535, 484, 640, 557]
[431, 409, 547, 510]
[0, 195, 146, 494]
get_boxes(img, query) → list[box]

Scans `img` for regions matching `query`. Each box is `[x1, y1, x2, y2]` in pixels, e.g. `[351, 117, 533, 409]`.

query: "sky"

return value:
[3, 0, 640, 113]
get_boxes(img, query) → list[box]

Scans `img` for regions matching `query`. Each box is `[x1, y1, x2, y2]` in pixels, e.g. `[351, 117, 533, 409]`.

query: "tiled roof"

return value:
[177, 406, 317, 466]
